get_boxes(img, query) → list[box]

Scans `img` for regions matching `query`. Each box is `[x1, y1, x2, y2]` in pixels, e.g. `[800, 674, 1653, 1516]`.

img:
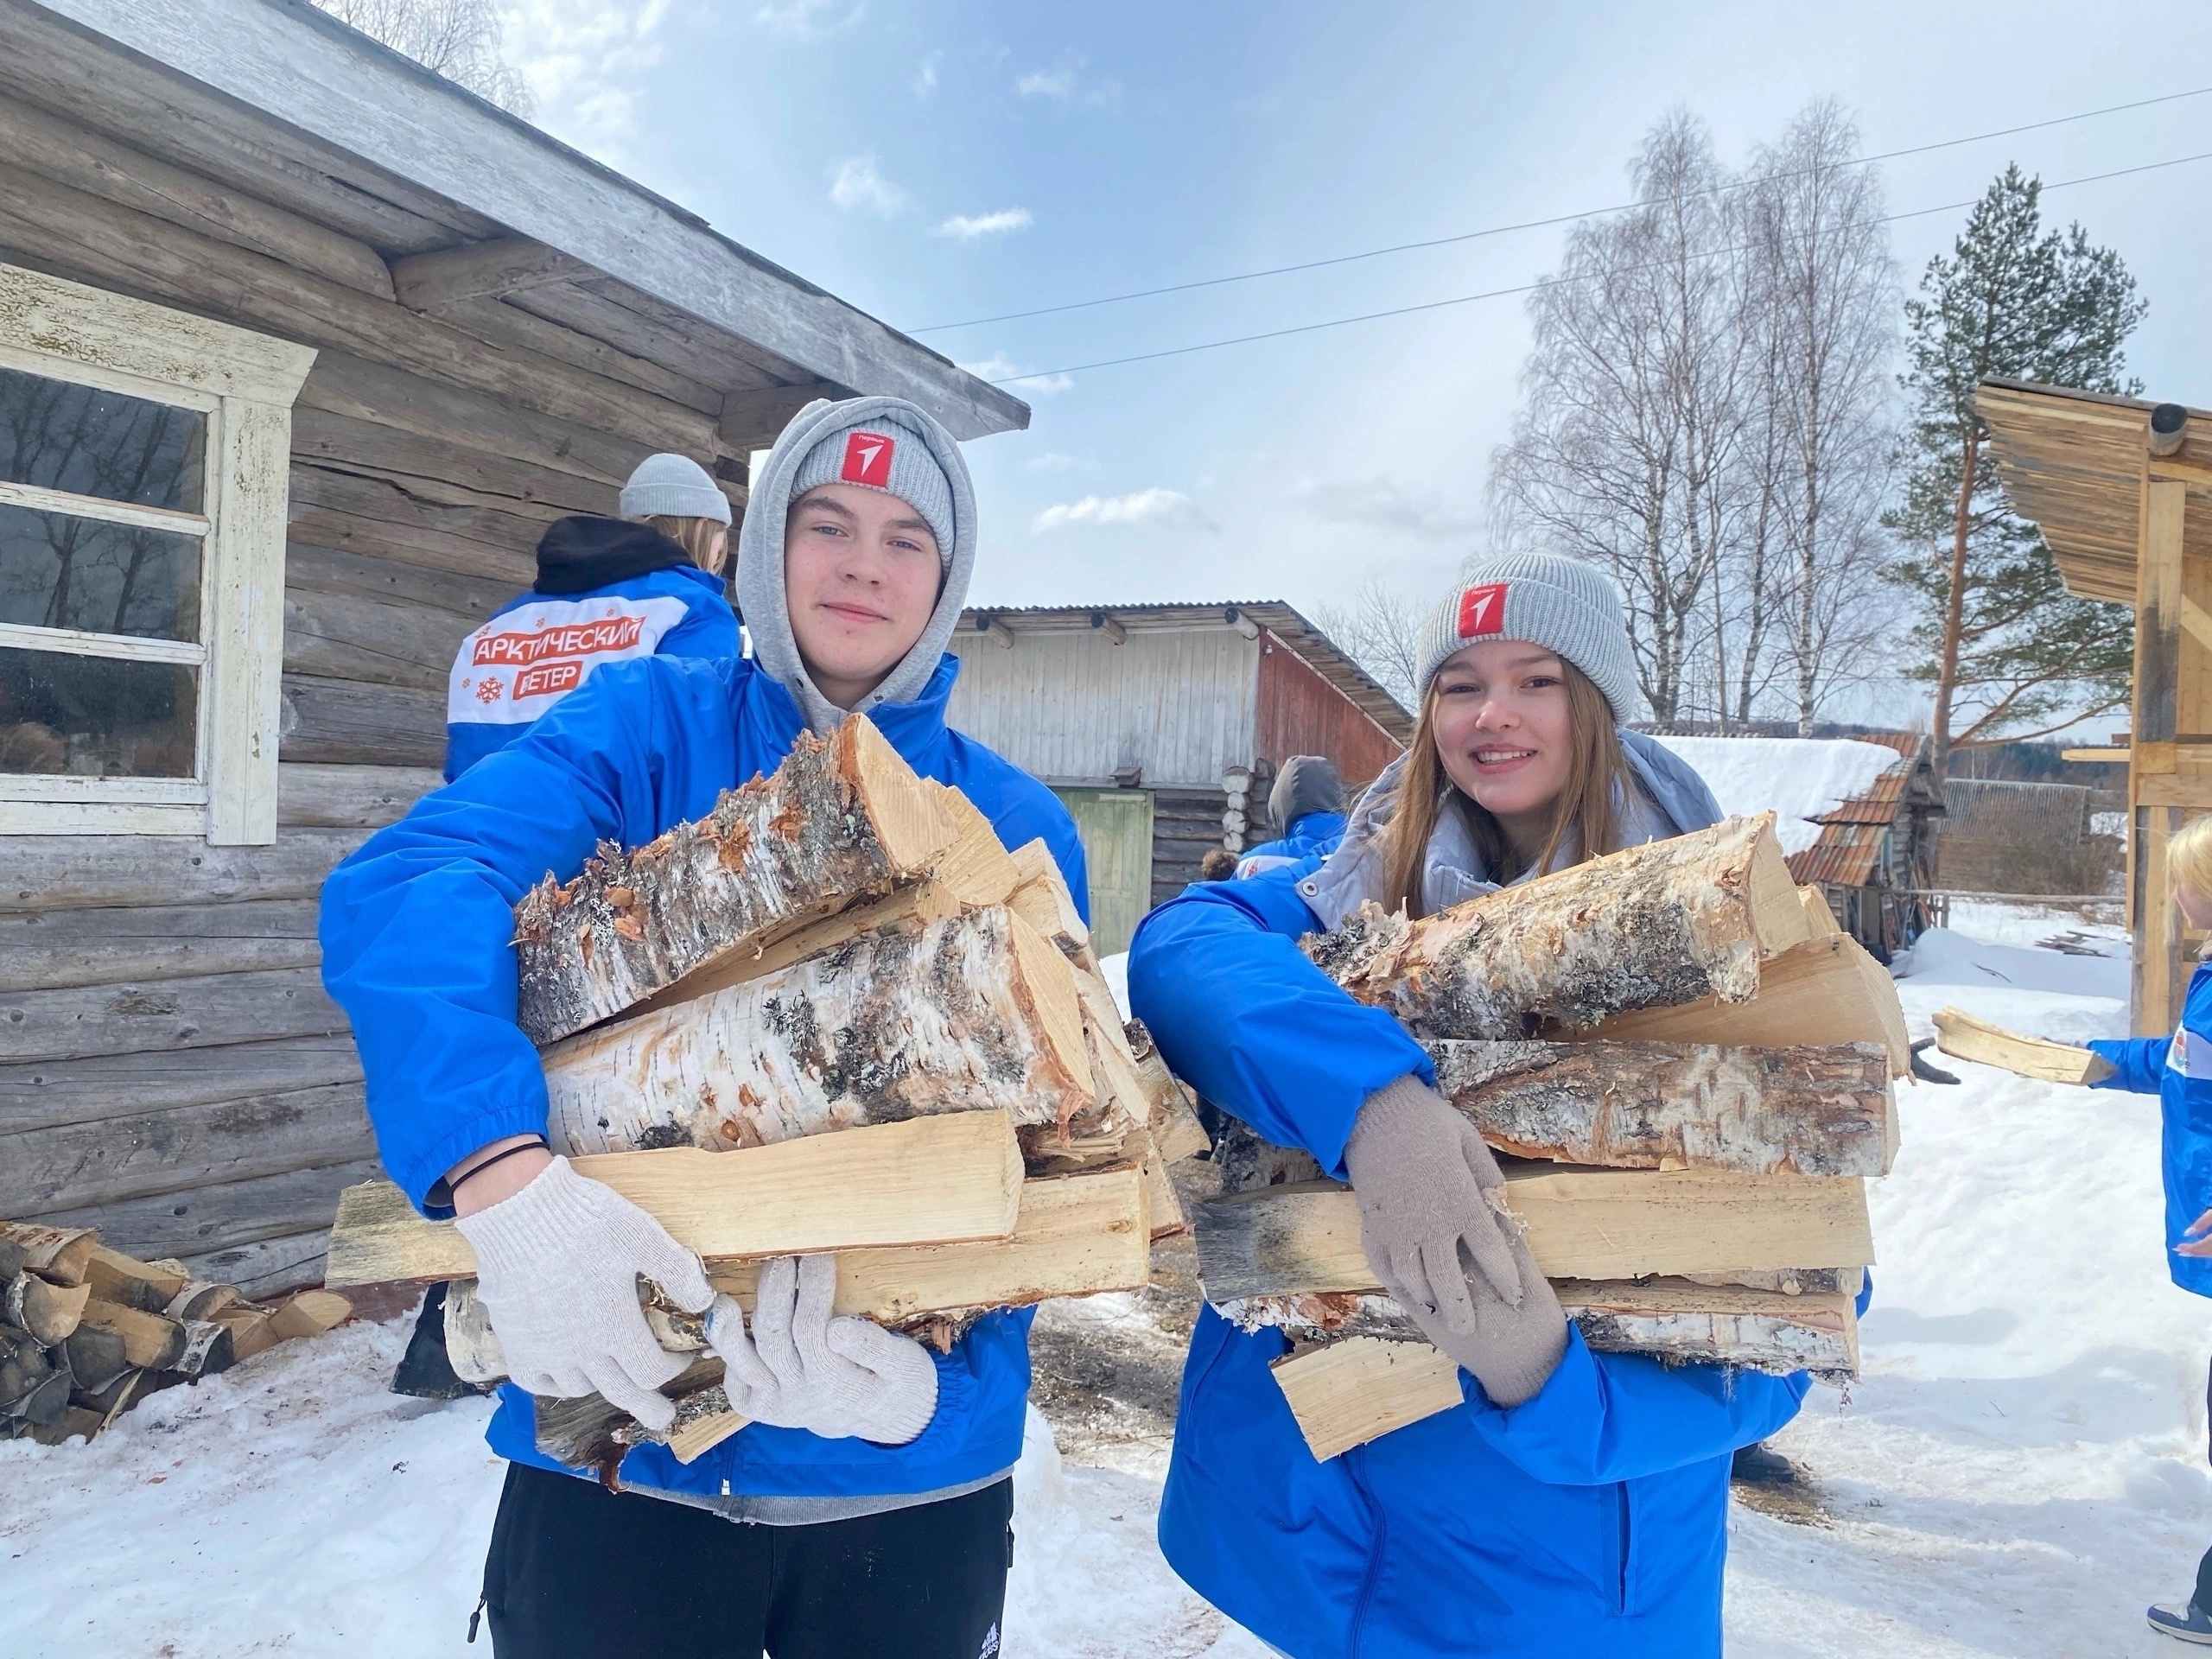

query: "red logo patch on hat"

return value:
[1458, 582, 1508, 639]
[841, 431, 895, 488]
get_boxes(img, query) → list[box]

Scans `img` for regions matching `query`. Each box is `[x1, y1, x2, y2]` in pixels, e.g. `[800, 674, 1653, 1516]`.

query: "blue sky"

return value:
[503, 0, 2212, 664]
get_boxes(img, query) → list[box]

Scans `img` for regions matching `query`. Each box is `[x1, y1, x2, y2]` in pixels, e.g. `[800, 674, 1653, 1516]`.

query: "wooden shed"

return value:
[945, 602, 1409, 955]
[1783, 734, 1945, 964]
[1980, 378, 2211, 1034]
[0, 0, 1026, 1292]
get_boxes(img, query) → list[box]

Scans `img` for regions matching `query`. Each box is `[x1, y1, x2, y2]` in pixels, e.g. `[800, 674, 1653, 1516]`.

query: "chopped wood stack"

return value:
[326, 717, 1207, 1478]
[1189, 814, 1902, 1460]
[2, 1222, 351, 1446]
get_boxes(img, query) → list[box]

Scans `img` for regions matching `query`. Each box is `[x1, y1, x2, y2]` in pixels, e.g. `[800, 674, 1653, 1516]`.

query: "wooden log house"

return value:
[0, 0, 1028, 1294]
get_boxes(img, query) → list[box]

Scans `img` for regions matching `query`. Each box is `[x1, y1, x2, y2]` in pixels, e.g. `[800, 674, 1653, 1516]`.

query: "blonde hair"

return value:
[1379, 659, 1630, 917]
[645, 514, 730, 576]
[2172, 816, 2212, 906]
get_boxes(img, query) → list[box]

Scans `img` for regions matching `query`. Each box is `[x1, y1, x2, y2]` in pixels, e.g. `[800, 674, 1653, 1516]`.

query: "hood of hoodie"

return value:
[1300, 728, 1724, 931]
[1268, 756, 1345, 831]
[531, 516, 696, 595]
[736, 397, 976, 734]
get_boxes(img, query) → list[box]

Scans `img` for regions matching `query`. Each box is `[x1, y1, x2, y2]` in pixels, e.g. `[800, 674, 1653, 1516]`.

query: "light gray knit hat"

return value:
[1413, 552, 1641, 722]
[618, 453, 731, 524]
[785, 410, 956, 567]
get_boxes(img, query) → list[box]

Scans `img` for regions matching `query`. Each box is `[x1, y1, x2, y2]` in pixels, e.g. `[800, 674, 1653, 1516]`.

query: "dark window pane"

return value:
[0, 502, 201, 642]
[0, 647, 198, 779]
[0, 366, 205, 512]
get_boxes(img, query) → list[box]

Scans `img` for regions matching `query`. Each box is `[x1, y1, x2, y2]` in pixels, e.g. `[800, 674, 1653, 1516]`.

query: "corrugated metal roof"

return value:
[957, 601, 1414, 742]
[1788, 823, 1885, 887]
[1790, 733, 1936, 887]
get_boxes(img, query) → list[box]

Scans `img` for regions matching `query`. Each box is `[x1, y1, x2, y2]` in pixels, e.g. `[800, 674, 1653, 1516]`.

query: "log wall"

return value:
[0, 83, 791, 1291]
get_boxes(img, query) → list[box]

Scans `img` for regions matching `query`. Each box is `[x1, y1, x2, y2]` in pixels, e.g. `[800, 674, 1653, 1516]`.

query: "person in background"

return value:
[1198, 847, 1239, 881]
[2084, 814, 2212, 1645]
[1234, 754, 1347, 879]
[442, 452, 739, 782]
[391, 453, 742, 1402]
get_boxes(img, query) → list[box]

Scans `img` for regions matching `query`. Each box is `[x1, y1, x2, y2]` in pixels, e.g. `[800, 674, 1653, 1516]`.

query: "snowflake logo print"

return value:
[976, 1625, 999, 1659]
[476, 677, 505, 704]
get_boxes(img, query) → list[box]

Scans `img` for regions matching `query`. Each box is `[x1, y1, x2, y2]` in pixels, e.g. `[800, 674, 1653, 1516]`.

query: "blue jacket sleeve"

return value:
[1127, 863, 1432, 1176]
[320, 664, 674, 1214]
[656, 594, 740, 661]
[2088, 1035, 2171, 1095]
[1463, 1274, 1872, 1484]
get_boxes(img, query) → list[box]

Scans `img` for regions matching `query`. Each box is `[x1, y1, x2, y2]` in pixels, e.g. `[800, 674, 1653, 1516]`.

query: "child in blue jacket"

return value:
[1131, 554, 1856, 1657]
[2086, 815, 2212, 1644]
[321, 398, 1084, 1659]
[1235, 754, 1349, 878]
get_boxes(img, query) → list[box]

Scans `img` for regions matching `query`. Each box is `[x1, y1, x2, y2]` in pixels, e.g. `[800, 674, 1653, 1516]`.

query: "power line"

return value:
[983, 150, 2212, 387]
[919, 85, 2212, 335]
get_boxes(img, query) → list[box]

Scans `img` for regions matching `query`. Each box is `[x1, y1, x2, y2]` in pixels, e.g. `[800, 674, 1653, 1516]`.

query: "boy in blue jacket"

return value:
[1234, 754, 1348, 878]
[321, 397, 1085, 1659]
[2086, 815, 2212, 1645]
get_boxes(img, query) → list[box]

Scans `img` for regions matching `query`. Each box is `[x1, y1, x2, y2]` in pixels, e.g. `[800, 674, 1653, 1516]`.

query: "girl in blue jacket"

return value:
[321, 398, 1085, 1659]
[2085, 815, 2212, 1645]
[1130, 553, 1845, 1658]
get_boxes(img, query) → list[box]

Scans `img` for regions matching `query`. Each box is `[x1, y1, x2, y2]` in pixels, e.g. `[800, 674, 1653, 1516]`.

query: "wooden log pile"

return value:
[2, 1222, 351, 1446]
[325, 716, 1207, 1479]
[1186, 813, 1903, 1460]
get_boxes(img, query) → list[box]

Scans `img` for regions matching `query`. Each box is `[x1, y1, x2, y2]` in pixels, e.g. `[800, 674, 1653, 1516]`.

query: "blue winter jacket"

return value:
[321, 651, 1088, 1502]
[1235, 810, 1351, 878]
[442, 556, 736, 782]
[1130, 737, 1827, 1657]
[2088, 957, 2212, 1298]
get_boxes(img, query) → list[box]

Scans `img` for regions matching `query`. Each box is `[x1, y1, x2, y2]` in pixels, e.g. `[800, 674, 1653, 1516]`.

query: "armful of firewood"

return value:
[1930, 1007, 2113, 1086]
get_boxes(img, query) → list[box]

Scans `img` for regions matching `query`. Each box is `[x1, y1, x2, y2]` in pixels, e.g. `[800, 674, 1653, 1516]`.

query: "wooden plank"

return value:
[289, 461, 549, 561]
[177, 1230, 333, 1300]
[284, 543, 517, 624]
[519, 279, 795, 392]
[201, 397, 295, 849]
[325, 1112, 1027, 1288]
[289, 407, 617, 521]
[0, 899, 321, 992]
[1427, 1039, 1897, 1177]
[1194, 1170, 1873, 1303]
[278, 763, 440, 830]
[0, 96, 393, 299]
[390, 238, 592, 311]
[0, 965, 345, 1064]
[512, 717, 951, 1044]
[283, 583, 470, 692]
[0, 1036, 364, 1137]
[2135, 803, 2183, 1037]
[2134, 771, 2212, 810]
[279, 673, 445, 767]
[438, 295, 722, 416]
[717, 381, 840, 449]
[0, 830, 366, 912]
[2136, 480, 2188, 772]
[2063, 748, 2131, 763]
[1932, 1007, 2113, 1085]
[32, 1158, 383, 1264]
[0, 1083, 373, 1217]
[1268, 1337, 1465, 1460]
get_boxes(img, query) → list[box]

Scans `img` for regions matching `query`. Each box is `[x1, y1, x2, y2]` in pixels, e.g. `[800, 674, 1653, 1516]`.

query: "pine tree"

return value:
[1884, 164, 2145, 776]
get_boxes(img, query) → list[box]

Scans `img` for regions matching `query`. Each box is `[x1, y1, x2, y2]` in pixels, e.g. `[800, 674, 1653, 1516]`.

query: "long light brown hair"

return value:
[645, 513, 730, 575]
[1380, 659, 1630, 916]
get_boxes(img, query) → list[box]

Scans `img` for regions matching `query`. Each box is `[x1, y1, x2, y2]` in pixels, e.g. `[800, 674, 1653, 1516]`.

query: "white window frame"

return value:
[0, 263, 315, 843]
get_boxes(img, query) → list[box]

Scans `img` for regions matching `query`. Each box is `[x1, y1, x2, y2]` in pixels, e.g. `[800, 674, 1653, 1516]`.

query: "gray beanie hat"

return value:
[1413, 552, 1641, 722]
[785, 410, 956, 567]
[737, 396, 976, 734]
[618, 453, 731, 524]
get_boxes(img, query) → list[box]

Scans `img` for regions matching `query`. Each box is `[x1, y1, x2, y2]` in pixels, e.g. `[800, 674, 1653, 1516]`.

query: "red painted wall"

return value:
[1254, 632, 1403, 792]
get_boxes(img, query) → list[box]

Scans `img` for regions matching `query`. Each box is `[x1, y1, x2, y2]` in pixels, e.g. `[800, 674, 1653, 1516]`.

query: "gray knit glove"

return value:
[1344, 1075, 1568, 1406]
[453, 1155, 714, 1432]
[705, 1255, 938, 1445]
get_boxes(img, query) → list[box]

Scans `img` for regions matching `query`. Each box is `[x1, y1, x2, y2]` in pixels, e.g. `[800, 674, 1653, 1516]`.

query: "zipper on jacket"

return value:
[466, 1595, 485, 1644]
[1614, 1482, 1632, 1614]
[1343, 1448, 1389, 1659]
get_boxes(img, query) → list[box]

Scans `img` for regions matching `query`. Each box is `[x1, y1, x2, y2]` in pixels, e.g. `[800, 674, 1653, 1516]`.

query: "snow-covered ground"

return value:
[6, 913, 2207, 1657]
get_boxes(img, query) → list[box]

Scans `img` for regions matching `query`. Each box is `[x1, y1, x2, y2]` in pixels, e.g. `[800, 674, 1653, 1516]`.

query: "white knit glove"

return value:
[454, 1155, 714, 1433]
[705, 1255, 938, 1445]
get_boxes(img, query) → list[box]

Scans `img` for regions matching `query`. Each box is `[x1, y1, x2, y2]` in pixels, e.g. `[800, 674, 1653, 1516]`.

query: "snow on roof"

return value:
[1649, 736, 1903, 856]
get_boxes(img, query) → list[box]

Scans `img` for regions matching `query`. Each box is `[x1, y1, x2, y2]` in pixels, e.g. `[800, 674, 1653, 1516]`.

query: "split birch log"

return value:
[512, 717, 951, 1044]
[6, 1273, 90, 1346]
[164, 1281, 245, 1323]
[76, 1300, 188, 1371]
[265, 1289, 352, 1343]
[1681, 1266, 1864, 1298]
[1007, 840, 1097, 972]
[1271, 1282, 1861, 1459]
[9, 1368, 72, 1429]
[61, 1322, 131, 1393]
[1583, 933, 1911, 1078]
[1931, 1007, 2113, 1085]
[73, 1367, 151, 1421]
[80, 1246, 189, 1312]
[1124, 1020, 1211, 1165]
[1195, 1170, 1873, 1305]
[1304, 814, 1807, 1039]
[325, 1111, 1027, 1288]
[25, 1406, 105, 1446]
[0, 1223, 96, 1287]
[1799, 886, 1840, 937]
[170, 1319, 236, 1378]
[541, 906, 1093, 1156]
[1426, 1038, 1897, 1177]
[1, 1324, 55, 1413]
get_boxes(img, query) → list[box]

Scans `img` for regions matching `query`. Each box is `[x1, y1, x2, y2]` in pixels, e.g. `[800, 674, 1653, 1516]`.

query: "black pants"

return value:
[2198, 1353, 2212, 1612]
[481, 1462, 1014, 1658]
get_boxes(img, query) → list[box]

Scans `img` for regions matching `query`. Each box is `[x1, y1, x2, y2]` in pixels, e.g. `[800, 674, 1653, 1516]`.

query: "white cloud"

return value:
[1033, 489, 1217, 534]
[753, 0, 862, 38]
[935, 207, 1033, 239]
[828, 154, 909, 217]
[1026, 451, 1088, 474]
[1295, 475, 1487, 541]
[1015, 67, 1075, 99]
[502, 0, 671, 164]
[1015, 58, 1119, 105]
[956, 353, 1074, 395]
[913, 49, 943, 97]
